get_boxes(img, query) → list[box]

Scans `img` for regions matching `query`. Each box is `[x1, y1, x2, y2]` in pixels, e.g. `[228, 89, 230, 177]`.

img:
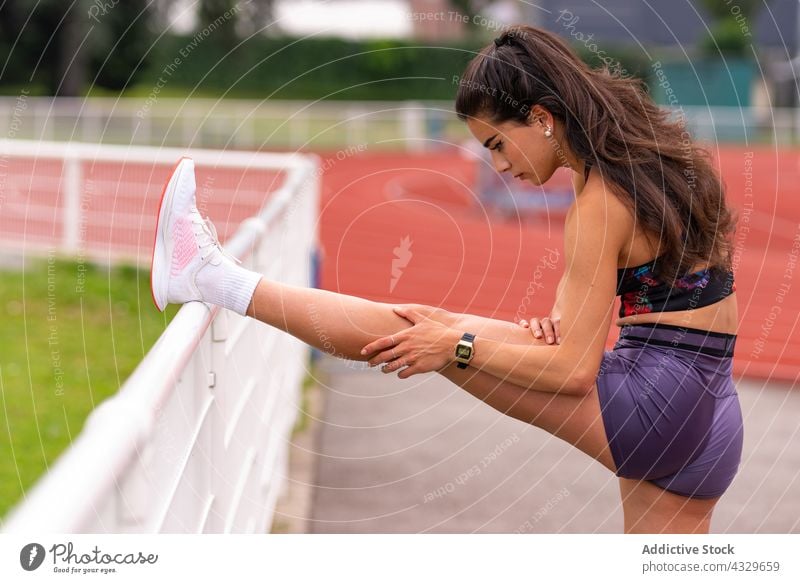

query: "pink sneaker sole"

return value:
[150, 157, 194, 312]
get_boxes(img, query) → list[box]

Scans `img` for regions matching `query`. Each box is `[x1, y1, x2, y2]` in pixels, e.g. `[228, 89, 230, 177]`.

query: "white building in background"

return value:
[166, 0, 530, 41]
[275, 0, 414, 39]
[275, 0, 528, 41]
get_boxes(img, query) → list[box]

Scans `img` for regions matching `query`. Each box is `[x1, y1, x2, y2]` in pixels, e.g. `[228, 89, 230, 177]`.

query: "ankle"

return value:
[196, 258, 263, 316]
[245, 286, 259, 318]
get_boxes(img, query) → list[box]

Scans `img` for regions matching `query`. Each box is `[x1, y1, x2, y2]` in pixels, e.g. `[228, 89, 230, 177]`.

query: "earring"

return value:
[544, 125, 553, 137]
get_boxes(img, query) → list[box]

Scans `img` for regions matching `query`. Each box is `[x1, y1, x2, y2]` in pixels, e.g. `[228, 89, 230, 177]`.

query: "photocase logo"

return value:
[20, 543, 46, 571]
[390, 235, 413, 293]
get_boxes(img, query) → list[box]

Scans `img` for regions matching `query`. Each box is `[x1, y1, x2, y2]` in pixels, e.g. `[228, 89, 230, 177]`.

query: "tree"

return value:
[0, 0, 154, 95]
[88, 0, 154, 92]
[236, 0, 278, 37]
[0, 0, 91, 95]
[699, 0, 766, 57]
[197, 0, 240, 49]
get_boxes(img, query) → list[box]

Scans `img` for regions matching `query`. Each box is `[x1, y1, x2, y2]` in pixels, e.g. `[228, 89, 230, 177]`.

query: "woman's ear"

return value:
[527, 105, 551, 129]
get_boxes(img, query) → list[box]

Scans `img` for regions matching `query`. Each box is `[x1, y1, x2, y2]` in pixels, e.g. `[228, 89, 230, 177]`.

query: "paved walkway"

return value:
[290, 353, 799, 534]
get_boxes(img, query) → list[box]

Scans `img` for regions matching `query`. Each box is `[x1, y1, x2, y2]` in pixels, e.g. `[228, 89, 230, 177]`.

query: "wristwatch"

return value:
[454, 332, 476, 369]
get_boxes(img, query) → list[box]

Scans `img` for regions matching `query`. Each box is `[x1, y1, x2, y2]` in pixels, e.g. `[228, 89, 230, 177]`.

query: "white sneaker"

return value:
[150, 158, 262, 315]
[150, 157, 246, 312]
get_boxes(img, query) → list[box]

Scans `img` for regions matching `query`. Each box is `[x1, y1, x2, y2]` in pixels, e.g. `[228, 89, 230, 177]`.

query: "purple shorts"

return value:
[596, 322, 743, 499]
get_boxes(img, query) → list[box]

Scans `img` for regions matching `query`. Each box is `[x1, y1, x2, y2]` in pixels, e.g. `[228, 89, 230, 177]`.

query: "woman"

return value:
[150, 25, 742, 534]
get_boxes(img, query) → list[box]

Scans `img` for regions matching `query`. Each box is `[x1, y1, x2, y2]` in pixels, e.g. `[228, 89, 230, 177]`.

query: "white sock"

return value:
[195, 257, 263, 316]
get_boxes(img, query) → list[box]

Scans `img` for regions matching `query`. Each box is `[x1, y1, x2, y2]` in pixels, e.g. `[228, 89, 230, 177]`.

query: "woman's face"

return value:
[465, 111, 568, 186]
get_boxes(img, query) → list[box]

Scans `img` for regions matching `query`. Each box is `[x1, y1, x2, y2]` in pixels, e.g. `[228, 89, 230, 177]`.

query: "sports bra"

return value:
[616, 255, 736, 318]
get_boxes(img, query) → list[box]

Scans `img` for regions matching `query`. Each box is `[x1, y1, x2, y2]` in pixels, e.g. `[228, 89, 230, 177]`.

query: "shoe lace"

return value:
[191, 212, 242, 265]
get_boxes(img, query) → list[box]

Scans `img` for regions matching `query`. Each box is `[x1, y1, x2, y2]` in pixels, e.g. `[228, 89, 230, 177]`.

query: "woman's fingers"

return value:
[530, 317, 545, 340]
[520, 317, 561, 344]
[361, 332, 402, 356]
[527, 317, 560, 344]
[367, 347, 402, 368]
[540, 317, 557, 343]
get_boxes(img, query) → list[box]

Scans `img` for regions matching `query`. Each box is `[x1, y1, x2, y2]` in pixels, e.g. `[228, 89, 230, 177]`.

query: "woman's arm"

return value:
[525, 170, 581, 327]
[464, 183, 632, 395]
[518, 272, 564, 343]
[364, 181, 631, 395]
[425, 171, 582, 342]
[551, 272, 566, 320]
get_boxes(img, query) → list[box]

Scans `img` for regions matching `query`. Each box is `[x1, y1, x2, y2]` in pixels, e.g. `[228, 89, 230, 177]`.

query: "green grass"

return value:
[0, 257, 178, 520]
[291, 360, 325, 438]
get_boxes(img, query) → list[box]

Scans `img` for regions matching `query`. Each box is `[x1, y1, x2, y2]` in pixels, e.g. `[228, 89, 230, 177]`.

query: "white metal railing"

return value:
[675, 105, 800, 144]
[0, 142, 320, 533]
[0, 97, 797, 151]
[0, 139, 310, 262]
[0, 97, 456, 151]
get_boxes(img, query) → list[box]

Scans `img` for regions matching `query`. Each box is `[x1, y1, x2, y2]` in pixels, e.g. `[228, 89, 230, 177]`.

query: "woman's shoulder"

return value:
[574, 171, 633, 222]
[565, 170, 635, 257]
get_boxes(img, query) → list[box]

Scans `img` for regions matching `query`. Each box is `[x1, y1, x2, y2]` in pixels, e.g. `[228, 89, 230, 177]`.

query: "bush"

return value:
[133, 35, 482, 100]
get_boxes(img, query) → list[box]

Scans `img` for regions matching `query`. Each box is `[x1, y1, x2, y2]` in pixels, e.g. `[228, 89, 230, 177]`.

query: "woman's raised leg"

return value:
[245, 279, 539, 360]
[245, 278, 617, 472]
[246, 278, 419, 361]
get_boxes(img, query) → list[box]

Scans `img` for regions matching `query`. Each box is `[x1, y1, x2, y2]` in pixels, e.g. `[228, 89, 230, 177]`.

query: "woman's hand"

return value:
[518, 315, 561, 344]
[360, 306, 462, 379]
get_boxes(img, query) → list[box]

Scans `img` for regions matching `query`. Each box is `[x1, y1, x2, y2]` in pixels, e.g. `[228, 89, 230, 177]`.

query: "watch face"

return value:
[456, 345, 472, 358]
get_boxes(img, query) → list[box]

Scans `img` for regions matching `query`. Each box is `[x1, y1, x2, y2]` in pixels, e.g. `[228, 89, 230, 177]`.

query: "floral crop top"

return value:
[616, 256, 736, 318]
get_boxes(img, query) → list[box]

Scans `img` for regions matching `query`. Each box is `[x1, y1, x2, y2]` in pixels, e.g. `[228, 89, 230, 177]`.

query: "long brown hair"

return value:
[455, 25, 738, 285]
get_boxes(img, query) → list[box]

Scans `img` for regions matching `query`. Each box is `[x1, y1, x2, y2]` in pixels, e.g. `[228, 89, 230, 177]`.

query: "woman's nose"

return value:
[490, 151, 511, 173]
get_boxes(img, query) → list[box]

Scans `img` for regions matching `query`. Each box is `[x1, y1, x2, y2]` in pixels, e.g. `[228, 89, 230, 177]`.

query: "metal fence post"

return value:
[402, 101, 426, 152]
[62, 150, 82, 254]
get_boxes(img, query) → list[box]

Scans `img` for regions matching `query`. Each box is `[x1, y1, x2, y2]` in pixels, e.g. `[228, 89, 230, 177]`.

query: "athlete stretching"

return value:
[150, 25, 742, 534]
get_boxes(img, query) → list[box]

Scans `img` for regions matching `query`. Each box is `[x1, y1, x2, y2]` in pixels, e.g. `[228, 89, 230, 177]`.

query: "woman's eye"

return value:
[492, 141, 504, 152]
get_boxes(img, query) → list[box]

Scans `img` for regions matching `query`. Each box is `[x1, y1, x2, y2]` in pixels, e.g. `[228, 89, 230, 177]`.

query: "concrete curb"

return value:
[270, 357, 327, 534]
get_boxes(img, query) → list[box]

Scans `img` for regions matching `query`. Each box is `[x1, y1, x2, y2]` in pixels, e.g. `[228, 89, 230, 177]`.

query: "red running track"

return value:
[1, 147, 797, 383]
[318, 147, 800, 384]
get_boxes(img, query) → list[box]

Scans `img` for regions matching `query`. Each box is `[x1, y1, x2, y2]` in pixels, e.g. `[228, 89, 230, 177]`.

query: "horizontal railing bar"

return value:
[224, 377, 258, 450]
[151, 393, 216, 534]
[0, 139, 309, 169]
[223, 447, 257, 534]
[196, 494, 215, 534]
[0, 96, 455, 111]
